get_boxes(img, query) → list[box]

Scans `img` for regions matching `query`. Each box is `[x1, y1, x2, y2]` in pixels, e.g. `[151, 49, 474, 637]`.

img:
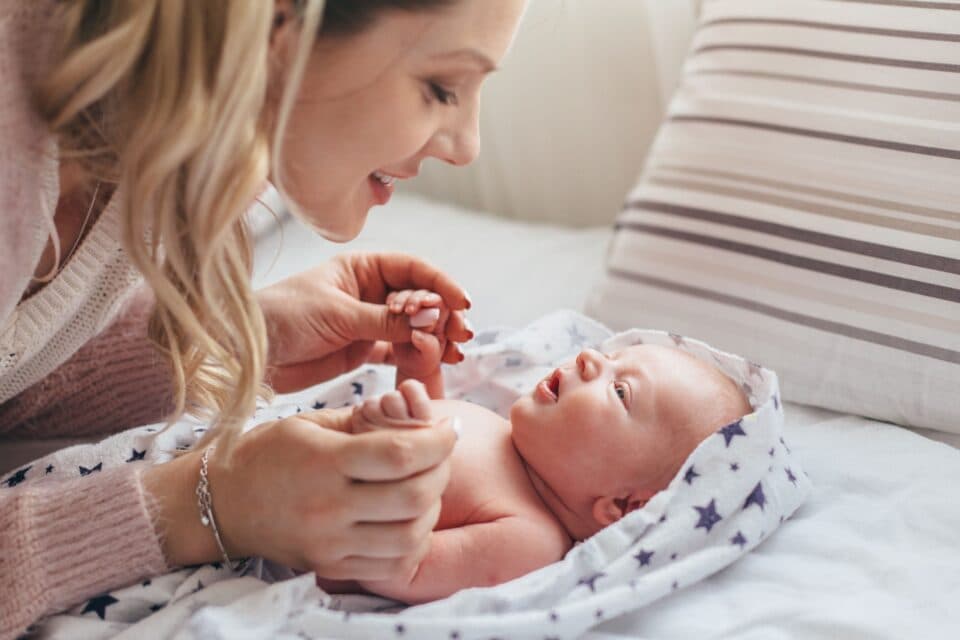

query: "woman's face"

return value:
[269, 0, 527, 241]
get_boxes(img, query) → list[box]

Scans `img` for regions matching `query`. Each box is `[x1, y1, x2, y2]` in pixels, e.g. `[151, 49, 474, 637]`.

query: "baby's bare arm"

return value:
[358, 515, 569, 604]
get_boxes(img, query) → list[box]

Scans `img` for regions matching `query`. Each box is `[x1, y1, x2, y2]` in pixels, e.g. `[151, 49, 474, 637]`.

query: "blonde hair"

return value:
[35, 0, 328, 455]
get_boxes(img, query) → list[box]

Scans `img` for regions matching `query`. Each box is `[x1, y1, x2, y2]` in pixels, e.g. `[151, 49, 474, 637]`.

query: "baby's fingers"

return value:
[398, 379, 433, 421]
[380, 390, 412, 421]
[388, 290, 413, 314]
[405, 290, 442, 314]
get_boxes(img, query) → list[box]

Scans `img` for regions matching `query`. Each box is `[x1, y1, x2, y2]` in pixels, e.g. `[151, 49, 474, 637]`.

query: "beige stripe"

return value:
[647, 175, 960, 241]
[634, 243, 960, 334]
[701, 17, 960, 42]
[690, 69, 960, 103]
[607, 267, 960, 364]
[656, 163, 959, 224]
[829, 0, 960, 9]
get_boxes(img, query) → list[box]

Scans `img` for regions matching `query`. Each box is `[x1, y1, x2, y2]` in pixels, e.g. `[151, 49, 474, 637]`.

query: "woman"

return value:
[0, 0, 526, 636]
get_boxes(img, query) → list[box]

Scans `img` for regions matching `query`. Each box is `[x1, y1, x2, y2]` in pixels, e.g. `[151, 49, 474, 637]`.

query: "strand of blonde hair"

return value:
[35, 0, 329, 457]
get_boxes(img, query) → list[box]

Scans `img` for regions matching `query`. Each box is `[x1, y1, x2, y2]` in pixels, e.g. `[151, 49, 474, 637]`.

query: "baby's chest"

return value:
[430, 402, 544, 530]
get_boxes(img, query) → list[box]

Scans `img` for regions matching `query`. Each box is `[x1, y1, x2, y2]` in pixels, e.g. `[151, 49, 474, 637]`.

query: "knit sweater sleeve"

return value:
[0, 464, 170, 640]
[0, 285, 174, 439]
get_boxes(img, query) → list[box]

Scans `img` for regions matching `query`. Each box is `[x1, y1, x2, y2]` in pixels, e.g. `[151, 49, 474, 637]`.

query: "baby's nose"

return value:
[576, 349, 604, 380]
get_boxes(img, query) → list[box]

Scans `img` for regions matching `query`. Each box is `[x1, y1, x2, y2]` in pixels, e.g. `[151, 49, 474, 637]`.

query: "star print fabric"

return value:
[16, 311, 809, 640]
[177, 312, 810, 640]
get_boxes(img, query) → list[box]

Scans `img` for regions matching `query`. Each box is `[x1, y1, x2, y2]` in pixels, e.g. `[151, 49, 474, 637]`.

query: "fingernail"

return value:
[451, 416, 462, 440]
[457, 350, 465, 363]
[410, 307, 441, 328]
[463, 319, 475, 340]
[464, 291, 473, 309]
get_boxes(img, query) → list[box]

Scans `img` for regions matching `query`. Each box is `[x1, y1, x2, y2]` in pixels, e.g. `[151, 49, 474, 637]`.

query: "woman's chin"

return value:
[299, 207, 369, 243]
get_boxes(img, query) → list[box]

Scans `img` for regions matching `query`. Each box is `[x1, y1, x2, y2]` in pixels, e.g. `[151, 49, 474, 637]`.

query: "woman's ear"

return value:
[591, 490, 654, 527]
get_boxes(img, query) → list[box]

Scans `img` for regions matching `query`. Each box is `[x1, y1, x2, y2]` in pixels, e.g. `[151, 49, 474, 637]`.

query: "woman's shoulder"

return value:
[0, 0, 63, 324]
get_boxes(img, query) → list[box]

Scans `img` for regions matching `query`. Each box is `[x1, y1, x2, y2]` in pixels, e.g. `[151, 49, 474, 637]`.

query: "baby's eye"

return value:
[613, 381, 628, 405]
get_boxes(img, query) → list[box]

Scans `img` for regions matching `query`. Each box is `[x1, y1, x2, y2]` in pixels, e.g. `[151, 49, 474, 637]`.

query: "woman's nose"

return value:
[425, 110, 481, 167]
[576, 349, 605, 381]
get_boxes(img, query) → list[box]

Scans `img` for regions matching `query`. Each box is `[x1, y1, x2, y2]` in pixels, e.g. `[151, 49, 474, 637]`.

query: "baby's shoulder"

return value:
[430, 399, 560, 528]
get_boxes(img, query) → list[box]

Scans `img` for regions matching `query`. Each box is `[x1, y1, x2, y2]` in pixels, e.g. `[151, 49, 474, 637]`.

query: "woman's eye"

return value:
[428, 82, 458, 106]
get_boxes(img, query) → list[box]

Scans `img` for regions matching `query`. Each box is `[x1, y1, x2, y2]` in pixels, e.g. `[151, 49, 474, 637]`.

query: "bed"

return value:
[243, 192, 960, 638]
[14, 0, 960, 635]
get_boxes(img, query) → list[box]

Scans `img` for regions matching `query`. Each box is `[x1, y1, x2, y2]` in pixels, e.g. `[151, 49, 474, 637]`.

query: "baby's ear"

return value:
[592, 489, 655, 527]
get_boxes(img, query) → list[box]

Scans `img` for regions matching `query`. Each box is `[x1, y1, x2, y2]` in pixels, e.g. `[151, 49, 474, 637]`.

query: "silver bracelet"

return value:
[196, 447, 247, 572]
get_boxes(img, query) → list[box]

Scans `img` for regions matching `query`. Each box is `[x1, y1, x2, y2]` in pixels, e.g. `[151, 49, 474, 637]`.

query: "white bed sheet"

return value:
[252, 193, 960, 638]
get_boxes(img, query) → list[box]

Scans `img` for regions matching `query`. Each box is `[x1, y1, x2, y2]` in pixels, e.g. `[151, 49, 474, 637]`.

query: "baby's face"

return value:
[510, 344, 748, 533]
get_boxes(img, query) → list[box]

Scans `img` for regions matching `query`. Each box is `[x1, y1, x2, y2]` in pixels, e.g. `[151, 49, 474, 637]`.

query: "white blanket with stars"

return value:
[20, 311, 810, 640]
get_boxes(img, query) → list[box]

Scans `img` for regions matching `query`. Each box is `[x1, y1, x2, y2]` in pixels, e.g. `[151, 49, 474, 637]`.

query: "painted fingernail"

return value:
[464, 291, 473, 309]
[457, 349, 465, 363]
[410, 307, 441, 328]
[463, 319, 475, 340]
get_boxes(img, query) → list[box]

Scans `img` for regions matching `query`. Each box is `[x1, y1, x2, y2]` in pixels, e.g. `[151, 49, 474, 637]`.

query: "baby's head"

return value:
[510, 344, 751, 540]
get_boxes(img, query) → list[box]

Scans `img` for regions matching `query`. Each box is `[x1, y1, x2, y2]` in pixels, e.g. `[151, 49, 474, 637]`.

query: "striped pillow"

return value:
[586, 0, 960, 433]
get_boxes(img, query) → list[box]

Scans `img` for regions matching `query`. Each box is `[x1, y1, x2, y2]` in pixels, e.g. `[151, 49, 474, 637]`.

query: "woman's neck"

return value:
[21, 161, 112, 302]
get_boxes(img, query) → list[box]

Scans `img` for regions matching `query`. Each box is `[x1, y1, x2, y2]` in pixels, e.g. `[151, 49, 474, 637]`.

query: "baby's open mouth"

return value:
[537, 368, 560, 402]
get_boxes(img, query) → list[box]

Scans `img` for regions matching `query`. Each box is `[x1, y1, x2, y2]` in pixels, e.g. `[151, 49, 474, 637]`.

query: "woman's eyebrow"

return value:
[430, 48, 498, 73]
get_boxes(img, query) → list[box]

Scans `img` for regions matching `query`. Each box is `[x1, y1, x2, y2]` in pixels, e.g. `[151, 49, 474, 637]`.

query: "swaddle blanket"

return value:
[13, 310, 810, 640]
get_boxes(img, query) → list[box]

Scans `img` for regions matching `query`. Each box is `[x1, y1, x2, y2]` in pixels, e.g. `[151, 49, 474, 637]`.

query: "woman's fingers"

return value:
[352, 253, 470, 311]
[316, 549, 428, 582]
[445, 310, 474, 343]
[441, 340, 465, 365]
[348, 471, 447, 525]
[347, 501, 441, 559]
[334, 418, 457, 481]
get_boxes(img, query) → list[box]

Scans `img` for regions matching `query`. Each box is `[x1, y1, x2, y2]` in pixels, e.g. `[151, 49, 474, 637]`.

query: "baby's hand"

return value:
[387, 289, 451, 380]
[351, 379, 433, 434]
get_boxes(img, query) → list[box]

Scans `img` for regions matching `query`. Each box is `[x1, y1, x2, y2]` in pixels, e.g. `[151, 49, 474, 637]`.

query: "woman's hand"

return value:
[144, 406, 458, 581]
[257, 253, 473, 393]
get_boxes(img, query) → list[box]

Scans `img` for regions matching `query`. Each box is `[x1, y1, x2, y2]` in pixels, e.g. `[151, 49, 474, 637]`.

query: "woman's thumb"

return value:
[351, 300, 415, 343]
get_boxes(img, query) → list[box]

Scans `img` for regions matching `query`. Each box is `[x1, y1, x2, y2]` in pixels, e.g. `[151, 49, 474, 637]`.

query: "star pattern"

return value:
[79, 462, 102, 476]
[719, 419, 747, 447]
[694, 499, 722, 533]
[634, 549, 654, 567]
[22, 318, 805, 634]
[578, 572, 605, 593]
[82, 594, 118, 620]
[3, 466, 30, 487]
[743, 482, 767, 511]
[786, 468, 798, 485]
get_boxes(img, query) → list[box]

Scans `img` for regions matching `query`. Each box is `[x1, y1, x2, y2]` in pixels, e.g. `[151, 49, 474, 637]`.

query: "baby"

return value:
[321, 291, 751, 604]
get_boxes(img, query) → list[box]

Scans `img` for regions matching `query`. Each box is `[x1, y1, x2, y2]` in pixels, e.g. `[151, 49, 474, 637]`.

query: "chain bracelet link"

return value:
[196, 447, 247, 572]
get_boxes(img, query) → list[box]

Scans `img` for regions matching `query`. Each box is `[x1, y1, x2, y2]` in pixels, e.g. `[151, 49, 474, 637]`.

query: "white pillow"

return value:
[587, 0, 960, 433]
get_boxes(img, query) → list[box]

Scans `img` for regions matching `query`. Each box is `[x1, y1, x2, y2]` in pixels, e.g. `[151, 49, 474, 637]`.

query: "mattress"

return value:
[253, 192, 960, 638]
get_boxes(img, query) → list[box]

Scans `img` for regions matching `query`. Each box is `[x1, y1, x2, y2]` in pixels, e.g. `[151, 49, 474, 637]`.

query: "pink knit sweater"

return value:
[1, 2, 172, 637]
